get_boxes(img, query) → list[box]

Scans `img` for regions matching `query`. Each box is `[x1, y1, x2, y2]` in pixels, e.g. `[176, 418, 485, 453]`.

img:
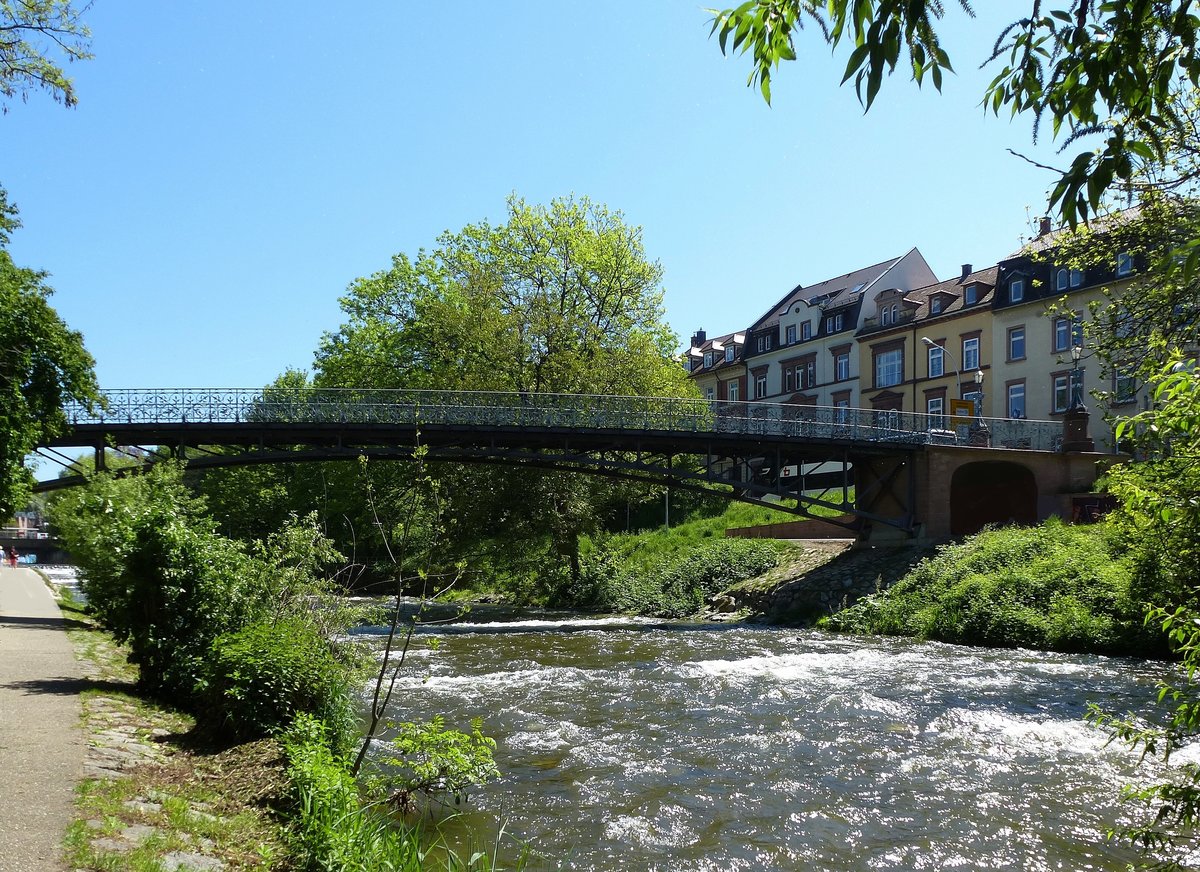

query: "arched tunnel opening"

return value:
[950, 460, 1038, 536]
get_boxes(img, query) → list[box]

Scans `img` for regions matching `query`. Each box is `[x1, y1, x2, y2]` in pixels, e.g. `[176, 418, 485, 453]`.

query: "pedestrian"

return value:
[6, 547, 16, 569]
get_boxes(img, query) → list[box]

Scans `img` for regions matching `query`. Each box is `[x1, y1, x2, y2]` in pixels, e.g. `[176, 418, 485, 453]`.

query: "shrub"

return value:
[579, 537, 780, 617]
[200, 617, 358, 754]
[824, 519, 1162, 655]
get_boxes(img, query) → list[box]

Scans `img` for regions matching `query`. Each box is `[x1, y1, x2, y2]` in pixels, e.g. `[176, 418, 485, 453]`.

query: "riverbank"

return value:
[44, 576, 292, 870]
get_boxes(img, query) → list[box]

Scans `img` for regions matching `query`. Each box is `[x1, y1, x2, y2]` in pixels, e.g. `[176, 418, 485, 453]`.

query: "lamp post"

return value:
[1070, 344, 1086, 410]
[973, 368, 991, 446]
[1063, 343, 1094, 451]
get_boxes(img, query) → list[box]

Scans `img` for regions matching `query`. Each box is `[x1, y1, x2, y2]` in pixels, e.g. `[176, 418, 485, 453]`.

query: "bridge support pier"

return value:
[905, 445, 1116, 541]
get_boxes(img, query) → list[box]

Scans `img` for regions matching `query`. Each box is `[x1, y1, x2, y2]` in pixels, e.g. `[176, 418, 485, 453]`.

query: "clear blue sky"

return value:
[7, 1, 1068, 392]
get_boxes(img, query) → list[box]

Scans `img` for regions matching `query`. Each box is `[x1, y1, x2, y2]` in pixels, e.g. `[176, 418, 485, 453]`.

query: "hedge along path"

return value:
[0, 564, 86, 871]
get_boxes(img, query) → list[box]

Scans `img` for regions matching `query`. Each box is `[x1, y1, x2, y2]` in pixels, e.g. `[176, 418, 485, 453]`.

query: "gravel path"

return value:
[0, 565, 85, 871]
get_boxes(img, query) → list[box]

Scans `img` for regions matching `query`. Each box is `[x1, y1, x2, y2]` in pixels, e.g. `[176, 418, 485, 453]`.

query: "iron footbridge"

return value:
[38, 388, 1064, 534]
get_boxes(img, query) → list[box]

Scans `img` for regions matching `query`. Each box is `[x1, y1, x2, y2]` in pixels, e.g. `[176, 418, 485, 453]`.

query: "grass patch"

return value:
[823, 519, 1166, 655]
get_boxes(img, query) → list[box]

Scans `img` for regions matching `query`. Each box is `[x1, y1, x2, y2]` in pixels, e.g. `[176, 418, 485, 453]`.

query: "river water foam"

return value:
[357, 615, 1176, 870]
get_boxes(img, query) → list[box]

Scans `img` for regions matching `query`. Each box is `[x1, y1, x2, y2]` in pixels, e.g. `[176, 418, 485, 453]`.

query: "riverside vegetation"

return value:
[47, 462, 527, 871]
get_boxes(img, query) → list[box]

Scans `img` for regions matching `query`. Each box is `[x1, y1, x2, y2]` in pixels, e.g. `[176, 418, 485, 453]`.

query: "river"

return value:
[355, 611, 1179, 871]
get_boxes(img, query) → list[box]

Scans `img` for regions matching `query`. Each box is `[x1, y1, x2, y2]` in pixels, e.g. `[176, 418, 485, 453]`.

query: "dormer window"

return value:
[785, 324, 797, 344]
[1056, 268, 1069, 291]
[881, 307, 892, 326]
[931, 297, 942, 315]
[1117, 252, 1133, 276]
[825, 312, 845, 332]
[801, 321, 811, 340]
[703, 351, 713, 368]
[725, 345, 734, 363]
[1009, 278, 1024, 302]
[1070, 269, 1083, 288]
[964, 284, 978, 305]
[683, 357, 692, 372]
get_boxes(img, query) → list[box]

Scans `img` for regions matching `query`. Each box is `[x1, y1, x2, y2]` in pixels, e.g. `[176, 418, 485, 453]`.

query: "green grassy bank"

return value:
[822, 518, 1168, 657]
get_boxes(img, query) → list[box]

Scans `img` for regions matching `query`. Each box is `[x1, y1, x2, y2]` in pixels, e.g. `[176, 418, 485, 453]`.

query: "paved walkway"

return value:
[0, 565, 84, 871]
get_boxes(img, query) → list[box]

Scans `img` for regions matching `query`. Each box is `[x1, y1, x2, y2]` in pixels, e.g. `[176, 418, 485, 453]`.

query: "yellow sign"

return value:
[949, 399, 975, 425]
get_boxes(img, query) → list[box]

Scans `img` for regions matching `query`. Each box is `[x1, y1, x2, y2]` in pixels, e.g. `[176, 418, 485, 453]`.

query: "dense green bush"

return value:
[200, 618, 359, 754]
[578, 537, 780, 617]
[825, 519, 1164, 656]
[282, 715, 520, 871]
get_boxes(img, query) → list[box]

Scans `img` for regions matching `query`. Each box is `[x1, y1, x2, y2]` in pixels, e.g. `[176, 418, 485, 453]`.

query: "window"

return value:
[1113, 368, 1135, 404]
[727, 380, 739, 402]
[928, 344, 944, 378]
[784, 367, 792, 392]
[785, 324, 797, 344]
[1008, 383, 1026, 419]
[1056, 268, 1069, 291]
[881, 307, 892, 326]
[1053, 317, 1071, 352]
[826, 312, 845, 333]
[964, 284, 978, 305]
[931, 297, 942, 314]
[801, 321, 811, 341]
[801, 360, 815, 389]
[891, 304, 899, 323]
[1009, 278, 1025, 302]
[725, 345, 734, 363]
[1053, 375, 1070, 412]
[1008, 326, 1026, 361]
[755, 375, 767, 398]
[683, 357, 693, 372]
[835, 399, 850, 423]
[875, 348, 903, 388]
[703, 351, 713, 368]
[963, 389, 982, 417]
[962, 336, 980, 371]
[705, 386, 715, 401]
[1072, 319, 1084, 346]
[1070, 269, 1083, 288]
[927, 396, 945, 427]
[835, 351, 850, 381]
[756, 335, 771, 353]
[1117, 252, 1133, 276]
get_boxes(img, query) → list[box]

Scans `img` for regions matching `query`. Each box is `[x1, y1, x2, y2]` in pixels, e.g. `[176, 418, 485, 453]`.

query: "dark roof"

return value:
[747, 253, 911, 333]
[1006, 207, 1143, 258]
[906, 266, 999, 322]
[685, 331, 746, 376]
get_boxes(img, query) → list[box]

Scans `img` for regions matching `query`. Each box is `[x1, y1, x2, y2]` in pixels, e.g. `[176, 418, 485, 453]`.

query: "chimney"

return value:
[690, 329, 707, 348]
[1039, 216, 1052, 237]
[960, 263, 972, 280]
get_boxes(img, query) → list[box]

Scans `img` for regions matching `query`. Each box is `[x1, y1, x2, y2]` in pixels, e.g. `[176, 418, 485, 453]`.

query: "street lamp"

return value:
[921, 337, 960, 421]
[921, 336, 961, 383]
[973, 368, 985, 420]
[1070, 344, 1086, 410]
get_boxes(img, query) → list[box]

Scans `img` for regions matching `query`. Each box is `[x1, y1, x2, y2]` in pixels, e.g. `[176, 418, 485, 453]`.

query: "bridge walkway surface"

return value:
[0, 565, 84, 871]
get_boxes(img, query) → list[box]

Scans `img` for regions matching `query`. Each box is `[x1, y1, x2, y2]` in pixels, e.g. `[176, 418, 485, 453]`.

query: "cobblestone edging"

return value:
[42, 573, 236, 872]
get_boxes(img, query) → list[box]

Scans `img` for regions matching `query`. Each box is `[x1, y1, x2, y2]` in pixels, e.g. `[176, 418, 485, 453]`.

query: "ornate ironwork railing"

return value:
[62, 388, 1065, 452]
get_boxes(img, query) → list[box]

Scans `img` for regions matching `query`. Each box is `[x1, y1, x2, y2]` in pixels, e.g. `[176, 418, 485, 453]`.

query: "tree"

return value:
[709, 1, 1200, 225]
[0, 0, 93, 110]
[315, 194, 695, 597]
[0, 187, 98, 519]
[317, 194, 687, 397]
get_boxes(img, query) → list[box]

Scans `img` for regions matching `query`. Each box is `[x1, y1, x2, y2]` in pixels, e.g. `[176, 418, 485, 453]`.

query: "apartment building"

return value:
[994, 219, 1143, 452]
[684, 329, 746, 401]
[738, 249, 937, 409]
[857, 266, 999, 417]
